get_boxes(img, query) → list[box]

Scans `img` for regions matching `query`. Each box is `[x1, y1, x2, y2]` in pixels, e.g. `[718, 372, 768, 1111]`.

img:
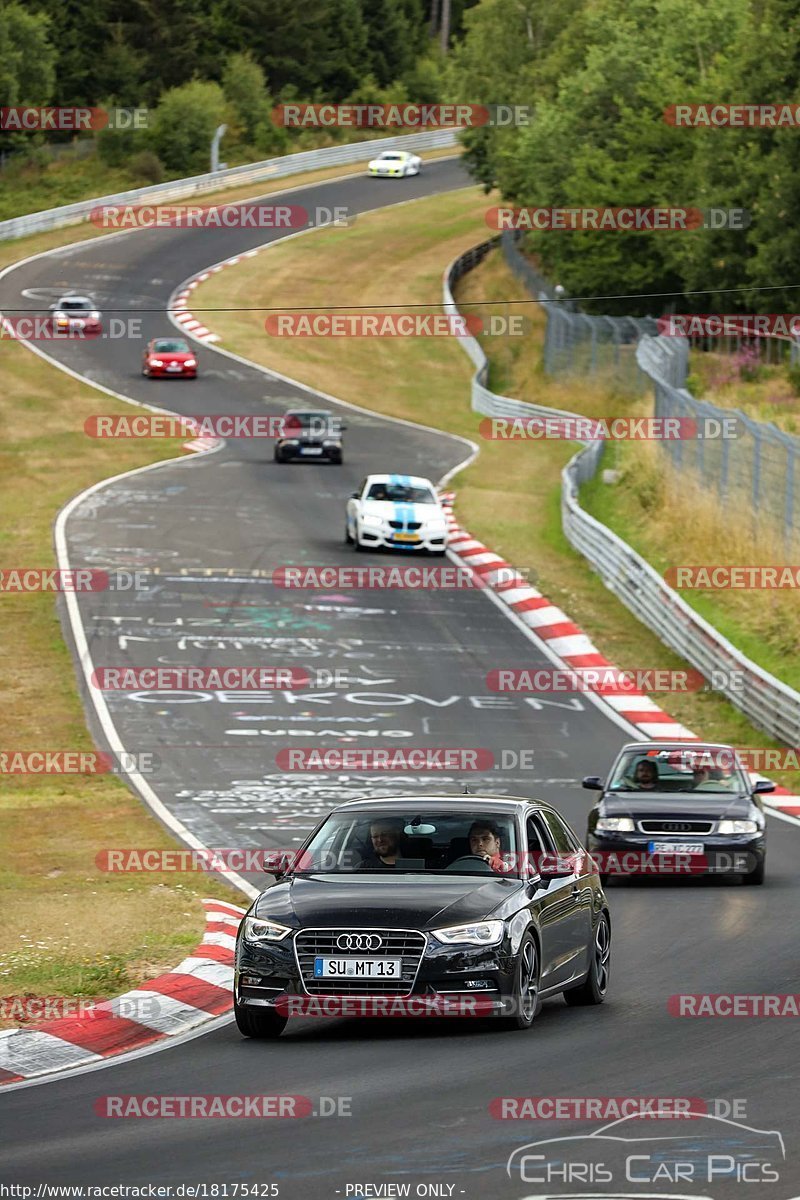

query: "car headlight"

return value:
[242, 916, 292, 943]
[150, 358, 164, 366]
[282, 438, 299, 446]
[185, 359, 196, 367]
[89, 311, 100, 320]
[361, 513, 384, 527]
[322, 439, 339, 446]
[595, 817, 635, 832]
[717, 818, 759, 835]
[430, 920, 504, 946]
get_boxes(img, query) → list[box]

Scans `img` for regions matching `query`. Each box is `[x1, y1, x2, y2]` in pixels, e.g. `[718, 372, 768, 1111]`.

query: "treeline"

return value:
[451, 0, 800, 314]
[4, 0, 797, 315]
[0, 0, 476, 179]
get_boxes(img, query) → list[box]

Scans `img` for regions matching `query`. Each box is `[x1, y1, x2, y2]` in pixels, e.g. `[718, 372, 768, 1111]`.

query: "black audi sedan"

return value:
[274, 409, 345, 464]
[584, 741, 773, 885]
[234, 796, 610, 1038]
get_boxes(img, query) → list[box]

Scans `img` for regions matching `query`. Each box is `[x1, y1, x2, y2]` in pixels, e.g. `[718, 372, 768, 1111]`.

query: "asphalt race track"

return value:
[1, 158, 798, 1199]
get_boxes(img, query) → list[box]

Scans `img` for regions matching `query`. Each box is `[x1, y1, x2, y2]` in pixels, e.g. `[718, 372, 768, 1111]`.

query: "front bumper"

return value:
[357, 524, 447, 552]
[147, 363, 196, 377]
[277, 440, 342, 460]
[369, 168, 404, 177]
[586, 831, 765, 877]
[235, 930, 518, 1016]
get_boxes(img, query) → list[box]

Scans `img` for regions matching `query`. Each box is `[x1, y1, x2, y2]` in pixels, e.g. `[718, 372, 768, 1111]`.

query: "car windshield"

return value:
[284, 411, 335, 432]
[289, 809, 521, 876]
[61, 299, 92, 311]
[608, 748, 748, 794]
[379, 153, 403, 161]
[366, 482, 436, 504]
[153, 340, 188, 353]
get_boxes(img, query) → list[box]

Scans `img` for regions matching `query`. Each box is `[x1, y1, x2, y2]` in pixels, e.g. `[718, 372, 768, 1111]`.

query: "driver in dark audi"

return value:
[234, 796, 610, 1037]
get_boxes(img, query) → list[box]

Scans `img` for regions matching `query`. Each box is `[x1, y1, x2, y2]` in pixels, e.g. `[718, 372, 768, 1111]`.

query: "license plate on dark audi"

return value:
[313, 957, 402, 978]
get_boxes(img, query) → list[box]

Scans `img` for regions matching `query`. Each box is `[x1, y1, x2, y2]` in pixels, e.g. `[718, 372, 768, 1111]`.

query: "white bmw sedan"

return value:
[345, 474, 448, 554]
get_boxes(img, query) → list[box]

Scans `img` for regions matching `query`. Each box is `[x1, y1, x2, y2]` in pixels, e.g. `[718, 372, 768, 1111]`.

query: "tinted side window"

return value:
[540, 810, 582, 854]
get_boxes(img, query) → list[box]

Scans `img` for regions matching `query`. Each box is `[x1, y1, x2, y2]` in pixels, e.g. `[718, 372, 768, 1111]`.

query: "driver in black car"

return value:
[632, 759, 659, 790]
[360, 819, 404, 868]
[468, 820, 506, 872]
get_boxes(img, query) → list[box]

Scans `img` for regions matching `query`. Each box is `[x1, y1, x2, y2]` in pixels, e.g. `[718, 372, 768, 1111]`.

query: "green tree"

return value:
[144, 80, 227, 175]
[0, 4, 55, 107]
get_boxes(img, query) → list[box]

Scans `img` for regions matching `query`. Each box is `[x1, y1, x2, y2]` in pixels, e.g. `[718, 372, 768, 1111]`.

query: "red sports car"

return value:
[142, 337, 198, 378]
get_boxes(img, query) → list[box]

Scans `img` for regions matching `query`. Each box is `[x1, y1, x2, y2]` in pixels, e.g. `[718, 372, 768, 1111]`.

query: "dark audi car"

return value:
[584, 741, 773, 885]
[274, 409, 345, 464]
[234, 796, 610, 1038]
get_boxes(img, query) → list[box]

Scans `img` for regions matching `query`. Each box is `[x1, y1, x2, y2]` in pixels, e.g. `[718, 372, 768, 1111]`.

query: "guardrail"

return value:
[444, 239, 800, 746]
[0, 129, 459, 243]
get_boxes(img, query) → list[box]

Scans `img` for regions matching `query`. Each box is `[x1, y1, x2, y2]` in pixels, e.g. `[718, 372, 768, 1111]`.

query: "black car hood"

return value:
[602, 789, 753, 819]
[253, 873, 519, 930]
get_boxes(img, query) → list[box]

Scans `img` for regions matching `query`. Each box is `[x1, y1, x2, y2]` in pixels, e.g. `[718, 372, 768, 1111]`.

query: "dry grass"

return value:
[194, 189, 800, 789]
[686, 349, 800, 433]
[0, 336, 236, 1022]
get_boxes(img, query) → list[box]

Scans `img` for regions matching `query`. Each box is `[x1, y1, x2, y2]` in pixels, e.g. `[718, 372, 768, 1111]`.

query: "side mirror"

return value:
[753, 779, 776, 794]
[582, 776, 603, 791]
[262, 849, 295, 878]
[350, 491, 360, 500]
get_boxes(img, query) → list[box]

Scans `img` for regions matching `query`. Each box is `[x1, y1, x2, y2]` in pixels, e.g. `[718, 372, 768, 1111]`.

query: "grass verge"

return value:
[0, 338, 236, 1026]
[193, 189, 800, 791]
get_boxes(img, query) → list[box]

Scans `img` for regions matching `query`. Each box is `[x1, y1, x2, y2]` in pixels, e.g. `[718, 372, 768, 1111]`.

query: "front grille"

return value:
[388, 520, 422, 531]
[638, 820, 715, 835]
[295, 928, 426, 995]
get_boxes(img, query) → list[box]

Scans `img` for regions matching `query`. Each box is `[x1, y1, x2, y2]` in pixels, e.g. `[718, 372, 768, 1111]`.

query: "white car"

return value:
[367, 150, 422, 178]
[345, 474, 448, 554]
[49, 295, 102, 334]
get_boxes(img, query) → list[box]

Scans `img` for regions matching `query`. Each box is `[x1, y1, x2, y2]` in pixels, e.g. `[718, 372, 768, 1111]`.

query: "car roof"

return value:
[58, 295, 92, 303]
[331, 795, 560, 816]
[618, 741, 740, 753]
[365, 473, 435, 487]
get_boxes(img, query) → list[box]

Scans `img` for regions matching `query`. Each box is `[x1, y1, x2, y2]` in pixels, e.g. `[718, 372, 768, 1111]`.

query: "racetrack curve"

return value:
[1, 158, 799, 1199]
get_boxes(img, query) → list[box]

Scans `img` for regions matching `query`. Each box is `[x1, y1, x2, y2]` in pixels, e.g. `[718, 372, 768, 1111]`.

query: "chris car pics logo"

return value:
[506, 1112, 785, 1188]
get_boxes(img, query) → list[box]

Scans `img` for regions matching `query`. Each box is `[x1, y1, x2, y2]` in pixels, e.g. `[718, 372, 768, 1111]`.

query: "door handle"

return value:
[571, 884, 581, 898]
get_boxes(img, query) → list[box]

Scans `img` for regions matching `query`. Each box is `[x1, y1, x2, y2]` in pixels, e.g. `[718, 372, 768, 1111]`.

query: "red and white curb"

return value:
[0, 899, 244, 1086]
[439, 495, 800, 821]
[172, 252, 260, 345]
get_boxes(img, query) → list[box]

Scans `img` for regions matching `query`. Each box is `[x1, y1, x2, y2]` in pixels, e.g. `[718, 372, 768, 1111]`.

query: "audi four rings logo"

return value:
[665, 822, 691, 831]
[336, 933, 383, 951]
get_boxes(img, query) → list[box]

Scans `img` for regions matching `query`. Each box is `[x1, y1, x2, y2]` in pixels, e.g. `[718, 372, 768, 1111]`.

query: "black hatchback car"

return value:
[584, 741, 773, 884]
[274, 409, 345, 463]
[234, 796, 610, 1038]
